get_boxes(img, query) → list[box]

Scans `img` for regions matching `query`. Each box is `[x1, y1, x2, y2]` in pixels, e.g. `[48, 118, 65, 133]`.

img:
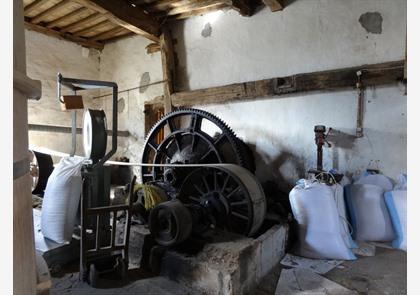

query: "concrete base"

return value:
[161, 224, 289, 295]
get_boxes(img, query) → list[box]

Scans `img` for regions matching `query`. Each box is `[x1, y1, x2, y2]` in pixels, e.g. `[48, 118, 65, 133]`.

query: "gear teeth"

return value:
[141, 108, 253, 182]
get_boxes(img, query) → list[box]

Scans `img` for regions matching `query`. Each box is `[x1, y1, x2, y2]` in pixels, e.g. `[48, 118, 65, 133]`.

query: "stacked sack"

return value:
[344, 171, 407, 251]
[289, 177, 357, 260]
[289, 171, 407, 261]
[384, 174, 407, 251]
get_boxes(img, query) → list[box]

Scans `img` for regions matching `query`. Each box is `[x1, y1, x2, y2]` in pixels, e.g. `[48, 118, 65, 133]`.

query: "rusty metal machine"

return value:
[139, 109, 267, 248]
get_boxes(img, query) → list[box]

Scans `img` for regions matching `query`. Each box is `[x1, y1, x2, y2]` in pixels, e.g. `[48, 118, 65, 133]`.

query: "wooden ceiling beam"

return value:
[145, 0, 181, 12]
[25, 20, 104, 50]
[89, 26, 126, 41]
[224, 0, 252, 16]
[30, 0, 72, 24]
[167, 3, 228, 20]
[262, 0, 284, 12]
[73, 19, 110, 36]
[46, 7, 87, 28]
[72, 0, 160, 42]
[59, 12, 102, 33]
[166, 0, 225, 16]
[103, 32, 136, 44]
[24, 0, 50, 15]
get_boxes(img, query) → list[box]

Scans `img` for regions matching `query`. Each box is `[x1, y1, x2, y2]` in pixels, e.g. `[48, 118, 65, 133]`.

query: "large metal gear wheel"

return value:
[178, 164, 266, 237]
[140, 108, 254, 184]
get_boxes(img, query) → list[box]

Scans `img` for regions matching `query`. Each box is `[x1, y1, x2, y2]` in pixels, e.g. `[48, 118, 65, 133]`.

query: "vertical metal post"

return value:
[70, 89, 77, 157]
[356, 71, 364, 138]
[71, 110, 77, 156]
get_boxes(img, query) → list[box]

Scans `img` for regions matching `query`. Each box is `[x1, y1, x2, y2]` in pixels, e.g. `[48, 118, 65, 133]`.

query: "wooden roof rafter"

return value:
[22, 0, 284, 50]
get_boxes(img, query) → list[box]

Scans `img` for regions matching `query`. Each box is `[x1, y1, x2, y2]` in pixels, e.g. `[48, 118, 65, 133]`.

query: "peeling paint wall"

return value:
[99, 35, 164, 164]
[25, 30, 103, 157]
[170, 0, 407, 188]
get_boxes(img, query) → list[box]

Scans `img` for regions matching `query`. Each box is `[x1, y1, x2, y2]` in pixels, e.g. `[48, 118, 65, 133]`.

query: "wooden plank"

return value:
[46, 7, 87, 28]
[29, 0, 72, 24]
[262, 0, 284, 12]
[72, 19, 110, 36]
[24, 20, 104, 49]
[60, 12, 102, 32]
[224, 0, 252, 16]
[146, 42, 161, 54]
[72, 0, 160, 42]
[167, 3, 228, 20]
[24, 0, 50, 15]
[145, 0, 183, 12]
[103, 32, 136, 43]
[161, 61, 405, 107]
[160, 28, 176, 113]
[165, 0, 225, 16]
[89, 26, 125, 41]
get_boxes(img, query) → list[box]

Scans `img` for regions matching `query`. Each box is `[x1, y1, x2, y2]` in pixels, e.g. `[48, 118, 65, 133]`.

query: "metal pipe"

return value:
[92, 80, 167, 99]
[71, 110, 77, 157]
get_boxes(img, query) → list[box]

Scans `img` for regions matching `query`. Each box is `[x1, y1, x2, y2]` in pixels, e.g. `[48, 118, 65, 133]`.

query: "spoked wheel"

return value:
[140, 108, 254, 185]
[178, 165, 266, 237]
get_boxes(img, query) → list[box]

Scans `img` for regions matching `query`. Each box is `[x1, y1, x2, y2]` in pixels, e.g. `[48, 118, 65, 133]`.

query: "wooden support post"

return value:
[160, 28, 176, 114]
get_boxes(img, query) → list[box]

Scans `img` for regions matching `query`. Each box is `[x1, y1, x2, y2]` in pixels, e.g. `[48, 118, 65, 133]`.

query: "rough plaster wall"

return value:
[99, 35, 164, 165]
[170, 0, 407, 188]
[173, 0, 406, 91]
[25, 30, 103, 157]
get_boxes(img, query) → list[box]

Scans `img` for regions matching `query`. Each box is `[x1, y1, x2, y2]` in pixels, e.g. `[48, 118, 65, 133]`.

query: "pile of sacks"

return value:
[289, 171, 407, 260]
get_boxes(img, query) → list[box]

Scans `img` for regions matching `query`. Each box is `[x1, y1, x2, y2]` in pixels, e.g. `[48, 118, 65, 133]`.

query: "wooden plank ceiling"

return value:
[23, 0, 276, 50]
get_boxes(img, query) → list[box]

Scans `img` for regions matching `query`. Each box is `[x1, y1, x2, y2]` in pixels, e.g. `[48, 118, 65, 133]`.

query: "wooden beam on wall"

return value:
[72, 0, 160, 42]
[145, 61, 404, 108]
[24, 20, 104, 49]
[262, 0, 284, 12]
[160, 28, 176, 114]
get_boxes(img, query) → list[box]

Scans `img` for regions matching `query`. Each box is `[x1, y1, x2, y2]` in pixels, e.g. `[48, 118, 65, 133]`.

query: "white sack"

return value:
[289, 181, 356, 260]
[384, 190, 407, 251]
[344, 184, 395, 242]
[354, 172, 393, 191]
[41, 157, 85, 243]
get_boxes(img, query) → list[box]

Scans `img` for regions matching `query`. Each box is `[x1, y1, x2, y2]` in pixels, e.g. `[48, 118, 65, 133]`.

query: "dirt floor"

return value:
[253, 246, 406, 295]
[50, 245, 406, 294]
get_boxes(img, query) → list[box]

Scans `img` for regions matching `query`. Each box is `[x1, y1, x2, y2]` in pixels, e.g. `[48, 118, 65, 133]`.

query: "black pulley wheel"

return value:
[30, 150, 54, 195]
[149, 200, 192, 247]
[83, 109, 107, 163]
